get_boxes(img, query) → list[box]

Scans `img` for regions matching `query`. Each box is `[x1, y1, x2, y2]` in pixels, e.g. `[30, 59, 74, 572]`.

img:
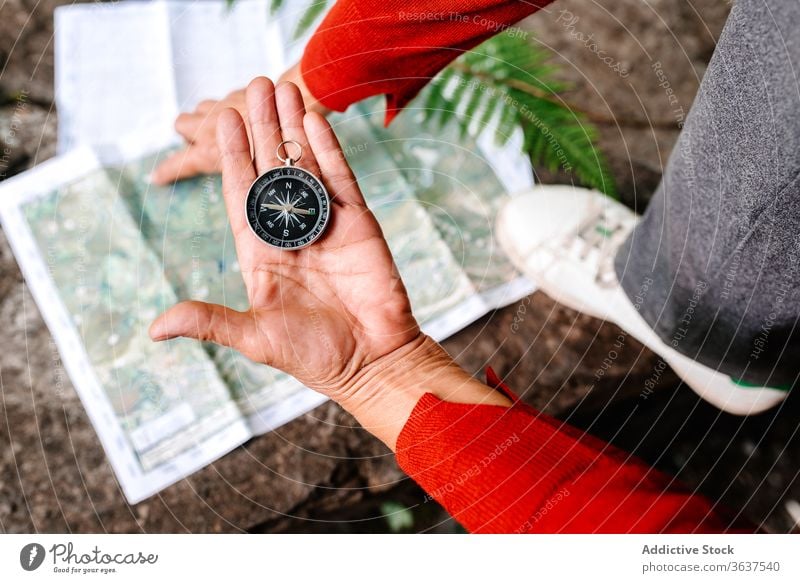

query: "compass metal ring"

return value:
[276, 140, 303, 166]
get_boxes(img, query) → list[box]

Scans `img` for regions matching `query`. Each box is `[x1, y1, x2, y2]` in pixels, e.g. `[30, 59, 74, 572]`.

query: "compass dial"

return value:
[245, 165, 330, 249]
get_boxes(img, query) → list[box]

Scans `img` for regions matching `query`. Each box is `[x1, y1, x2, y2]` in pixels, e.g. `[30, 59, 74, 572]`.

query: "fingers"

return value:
[153, 103, 221, 184]
[174, 99, 229, 141]
[150, 147, 211, 185]
[195, 99, 217, 114]
[174, 111, 204, 143]
[245, 77, 283, 174]
[216, 108, 256, 236]
[304, 112, 366, 206]
[275, 82, 321, 177]
[149, 301, 260, 356]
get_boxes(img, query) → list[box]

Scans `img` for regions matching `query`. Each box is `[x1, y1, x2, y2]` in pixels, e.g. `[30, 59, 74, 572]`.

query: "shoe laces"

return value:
[559, 201, 631, 288]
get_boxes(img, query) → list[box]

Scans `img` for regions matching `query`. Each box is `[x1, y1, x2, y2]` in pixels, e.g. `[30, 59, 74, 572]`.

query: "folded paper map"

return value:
[0, 0, 534, 502]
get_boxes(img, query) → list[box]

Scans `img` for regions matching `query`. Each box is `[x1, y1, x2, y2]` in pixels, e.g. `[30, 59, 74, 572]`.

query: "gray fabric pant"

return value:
[614, 0, 800, 388]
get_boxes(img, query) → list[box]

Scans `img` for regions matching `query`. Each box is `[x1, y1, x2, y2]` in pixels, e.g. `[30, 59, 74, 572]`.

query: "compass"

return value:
[245, 140, 330, 249]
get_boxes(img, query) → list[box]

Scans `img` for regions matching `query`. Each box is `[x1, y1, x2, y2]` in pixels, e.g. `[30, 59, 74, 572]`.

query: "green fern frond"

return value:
[419, 30, 617, 198]
[460, 88, 485, 139]
[293, 1, 330, 39]
[269, 0, 285, 15]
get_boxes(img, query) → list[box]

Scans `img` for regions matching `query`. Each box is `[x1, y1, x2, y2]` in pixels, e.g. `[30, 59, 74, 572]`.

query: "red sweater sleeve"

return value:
[395, 371, 746, 533]
[300, 0, 552, 124]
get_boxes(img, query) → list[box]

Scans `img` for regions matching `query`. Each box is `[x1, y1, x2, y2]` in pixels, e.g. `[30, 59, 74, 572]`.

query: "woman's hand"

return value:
[150, 77, 510, 449]
[150, 76, 419, 393]
[150, 64, 329, 185]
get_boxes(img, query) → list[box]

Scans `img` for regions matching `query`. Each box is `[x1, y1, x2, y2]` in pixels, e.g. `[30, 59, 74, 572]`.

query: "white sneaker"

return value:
[496, 184, 789, 415]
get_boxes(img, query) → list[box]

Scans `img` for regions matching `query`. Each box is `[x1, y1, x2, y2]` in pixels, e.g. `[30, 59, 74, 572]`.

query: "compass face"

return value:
[245, 165, 330, 249]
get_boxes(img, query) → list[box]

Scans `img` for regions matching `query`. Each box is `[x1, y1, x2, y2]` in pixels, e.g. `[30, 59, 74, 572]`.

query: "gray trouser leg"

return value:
[614, 0, 800, 387]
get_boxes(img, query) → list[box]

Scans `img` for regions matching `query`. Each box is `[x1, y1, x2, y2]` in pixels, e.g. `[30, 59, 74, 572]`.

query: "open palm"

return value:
[150, 78, 420, 398]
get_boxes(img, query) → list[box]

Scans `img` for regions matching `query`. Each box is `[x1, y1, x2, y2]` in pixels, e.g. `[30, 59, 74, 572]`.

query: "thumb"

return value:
[149, 301, 257, 353]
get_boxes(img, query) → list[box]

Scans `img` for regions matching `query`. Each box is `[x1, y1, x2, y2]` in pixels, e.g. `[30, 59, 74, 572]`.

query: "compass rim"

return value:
[244, 165, 331, 250]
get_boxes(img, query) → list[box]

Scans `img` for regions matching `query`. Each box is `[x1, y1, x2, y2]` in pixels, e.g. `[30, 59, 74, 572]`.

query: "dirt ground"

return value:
[1, 0, 798, 533]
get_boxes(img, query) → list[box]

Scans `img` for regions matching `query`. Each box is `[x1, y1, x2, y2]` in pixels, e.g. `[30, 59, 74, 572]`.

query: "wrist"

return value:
[335, 335, 512, 451]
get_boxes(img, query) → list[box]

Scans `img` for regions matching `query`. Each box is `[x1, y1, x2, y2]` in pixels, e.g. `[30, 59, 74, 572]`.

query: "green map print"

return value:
[21, 93, 522, 464]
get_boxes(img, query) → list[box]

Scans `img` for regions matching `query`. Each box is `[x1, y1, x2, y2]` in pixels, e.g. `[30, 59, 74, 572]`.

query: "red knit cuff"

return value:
[301, 43, 432, 125]
[299, 1, 552, 126]
[300, 1, 423, 124]
[485, 366, 521, 402]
